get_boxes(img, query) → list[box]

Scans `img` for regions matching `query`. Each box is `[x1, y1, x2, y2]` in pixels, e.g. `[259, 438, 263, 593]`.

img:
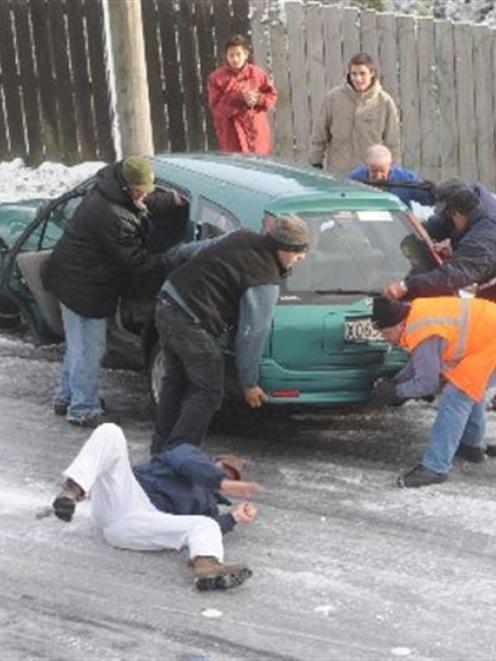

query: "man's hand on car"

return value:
[432, 239, 452, 259]
[244, 386, 269, 408]
[231, 501, 258, 523]
[219, 479, 263, 498]
[383, 280, 408, 299]
[368, 378, 406, 409]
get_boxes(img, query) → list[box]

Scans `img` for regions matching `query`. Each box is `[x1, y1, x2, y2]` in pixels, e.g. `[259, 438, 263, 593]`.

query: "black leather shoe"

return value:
[455, 443, 486, 463]
[486, 445, 496, 457]
[397, 464, 447, 488]
[67, 410, 117, 429]
[55, 398, 106, 417]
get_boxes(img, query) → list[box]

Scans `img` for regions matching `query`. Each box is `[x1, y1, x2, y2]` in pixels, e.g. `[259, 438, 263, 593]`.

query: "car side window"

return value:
[34, 194, 86, 251]
[197, 197, 241, 238]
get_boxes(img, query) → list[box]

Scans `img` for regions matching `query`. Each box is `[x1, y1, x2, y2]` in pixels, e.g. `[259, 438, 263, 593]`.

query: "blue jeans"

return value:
[55, 304, 107, 420]
[422, 378, 494, 474]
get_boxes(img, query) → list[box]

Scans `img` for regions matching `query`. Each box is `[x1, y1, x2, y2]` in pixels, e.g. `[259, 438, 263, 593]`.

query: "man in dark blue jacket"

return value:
[348, 144, 433, 209]
[385, 185, 496, 302]
[51, 423, 260, 591]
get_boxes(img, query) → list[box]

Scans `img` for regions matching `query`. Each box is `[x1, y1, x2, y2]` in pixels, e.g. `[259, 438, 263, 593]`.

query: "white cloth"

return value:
[63, 423, 224, 560]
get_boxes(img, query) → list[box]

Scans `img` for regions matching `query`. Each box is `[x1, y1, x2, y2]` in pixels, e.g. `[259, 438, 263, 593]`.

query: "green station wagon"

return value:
[0, 153, 431, 409]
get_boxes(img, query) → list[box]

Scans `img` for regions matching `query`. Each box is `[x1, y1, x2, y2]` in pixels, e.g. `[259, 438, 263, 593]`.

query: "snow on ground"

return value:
[0, 158, 105, 204]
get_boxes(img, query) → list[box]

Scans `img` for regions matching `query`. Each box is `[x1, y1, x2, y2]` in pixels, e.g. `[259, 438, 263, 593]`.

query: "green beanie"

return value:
[122, 156, 155, 195]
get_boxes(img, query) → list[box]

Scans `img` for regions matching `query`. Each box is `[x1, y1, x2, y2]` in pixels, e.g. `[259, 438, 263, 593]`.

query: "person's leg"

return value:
[54, 347, 71, 413]
[58, 423, 153, 528]
[422, 382, 477, 473]
[152, 303, 188, 455]
[63, 305, 107, 421]
[165, 322, 224, 447]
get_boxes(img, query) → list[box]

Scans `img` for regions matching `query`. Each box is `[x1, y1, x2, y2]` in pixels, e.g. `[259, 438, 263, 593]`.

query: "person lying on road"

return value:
[51, 423, 261, 591]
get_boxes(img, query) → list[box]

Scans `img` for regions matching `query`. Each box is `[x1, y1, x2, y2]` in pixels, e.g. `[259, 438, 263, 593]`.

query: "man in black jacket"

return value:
[384, 184, 496, 301]
[151, 215, 309, 456]
[51, 423, 260, 591]
[45, 157, 184, 427]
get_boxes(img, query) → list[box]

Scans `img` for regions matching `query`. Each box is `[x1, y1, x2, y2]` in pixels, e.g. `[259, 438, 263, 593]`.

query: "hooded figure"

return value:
[308, 52, 400, 175]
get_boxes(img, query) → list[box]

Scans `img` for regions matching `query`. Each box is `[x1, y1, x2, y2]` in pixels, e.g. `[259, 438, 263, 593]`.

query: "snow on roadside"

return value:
[0, 158, 105, 204]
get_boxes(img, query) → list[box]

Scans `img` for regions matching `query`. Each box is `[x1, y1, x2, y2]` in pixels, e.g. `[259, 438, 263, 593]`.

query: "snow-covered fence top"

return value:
[251, 2, 496, 187]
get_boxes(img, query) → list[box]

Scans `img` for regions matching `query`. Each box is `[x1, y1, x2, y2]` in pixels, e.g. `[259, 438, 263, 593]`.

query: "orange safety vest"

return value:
[400, 297, 496, 401]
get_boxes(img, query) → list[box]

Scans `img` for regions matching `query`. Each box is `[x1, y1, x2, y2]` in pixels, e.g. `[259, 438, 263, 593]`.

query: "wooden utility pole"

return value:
[106, 0, 154, 157]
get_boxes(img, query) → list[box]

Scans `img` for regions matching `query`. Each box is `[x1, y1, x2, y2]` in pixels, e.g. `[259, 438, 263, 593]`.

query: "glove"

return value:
[368, 378, 406, 409]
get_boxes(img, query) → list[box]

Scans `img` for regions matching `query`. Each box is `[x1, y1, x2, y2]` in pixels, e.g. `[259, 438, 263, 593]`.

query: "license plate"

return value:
[344, 317, 384, 342]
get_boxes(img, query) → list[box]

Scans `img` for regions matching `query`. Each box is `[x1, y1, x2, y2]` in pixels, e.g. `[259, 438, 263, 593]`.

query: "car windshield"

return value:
[285, 209, 417, 294]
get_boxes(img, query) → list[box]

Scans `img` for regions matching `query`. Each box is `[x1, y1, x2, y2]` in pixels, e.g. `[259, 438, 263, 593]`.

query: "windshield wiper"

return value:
[315, 289, 382, 296]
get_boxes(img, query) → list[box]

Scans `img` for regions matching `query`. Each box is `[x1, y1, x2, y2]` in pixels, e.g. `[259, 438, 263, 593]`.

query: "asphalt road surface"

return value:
[2, 330, 496, 661]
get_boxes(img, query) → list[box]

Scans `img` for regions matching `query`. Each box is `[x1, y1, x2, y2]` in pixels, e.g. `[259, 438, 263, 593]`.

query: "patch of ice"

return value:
[314, 604, 337, 615]
[391, 647, 412, 657]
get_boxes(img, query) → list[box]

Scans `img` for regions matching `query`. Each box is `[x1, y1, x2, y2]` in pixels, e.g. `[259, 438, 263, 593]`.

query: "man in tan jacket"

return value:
[308, 52, 400, 175]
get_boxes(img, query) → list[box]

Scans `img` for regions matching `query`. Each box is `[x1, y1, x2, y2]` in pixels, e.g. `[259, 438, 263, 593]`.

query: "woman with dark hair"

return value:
[308, 52, 400, 175]
[207, 34, 277, 154]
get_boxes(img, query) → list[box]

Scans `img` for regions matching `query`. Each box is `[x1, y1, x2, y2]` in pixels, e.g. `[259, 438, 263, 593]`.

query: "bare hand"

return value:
[243, 90, 259, 107]
[219, 479, 263, 498]
[244, 386, 269, 408]
[432, 239, 452, 259]
[383, 281, 408, 300]
[231, 501, 258, 523]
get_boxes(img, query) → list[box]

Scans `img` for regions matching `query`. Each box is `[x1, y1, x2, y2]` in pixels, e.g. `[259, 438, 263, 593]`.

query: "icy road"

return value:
[1, 330, 496, 661]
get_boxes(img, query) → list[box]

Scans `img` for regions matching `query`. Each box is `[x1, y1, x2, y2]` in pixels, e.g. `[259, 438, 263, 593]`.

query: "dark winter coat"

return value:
[45, 162, 176, 318]
[133, 443, 236, 534]
[405, 201, 496, 300]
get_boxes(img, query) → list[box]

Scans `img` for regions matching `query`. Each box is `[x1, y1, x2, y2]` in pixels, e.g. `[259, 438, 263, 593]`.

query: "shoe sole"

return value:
[195, 568, 252, 591]
[397, 475, 447, 488]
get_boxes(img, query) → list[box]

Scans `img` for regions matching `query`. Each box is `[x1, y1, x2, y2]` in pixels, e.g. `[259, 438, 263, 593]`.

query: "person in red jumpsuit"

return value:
[208, 34, 278, 155]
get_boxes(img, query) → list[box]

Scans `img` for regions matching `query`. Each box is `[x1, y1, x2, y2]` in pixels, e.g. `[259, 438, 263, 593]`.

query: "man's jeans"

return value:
[152, 301, 224, 454]
[422, 380, 493, 474]
[55, 304, 107, 420]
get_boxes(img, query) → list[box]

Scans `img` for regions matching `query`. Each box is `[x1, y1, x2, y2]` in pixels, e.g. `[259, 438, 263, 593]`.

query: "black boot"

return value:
[52, 478, 85, 522]
[397, 464, 447, 488]
[455, 443, 486, 463]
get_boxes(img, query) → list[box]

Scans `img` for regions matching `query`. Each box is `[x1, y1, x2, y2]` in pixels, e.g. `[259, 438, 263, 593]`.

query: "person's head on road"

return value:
[348, 52, 377, 93]
[365, 144, 393, 180]
[444, 189, 479, 233]
[224, 34, 251, 71]
[372, 296, 411, 344]
[213, 453, 246, 481]
[265, 214, 310, 268]
[122, 156, 155, 204]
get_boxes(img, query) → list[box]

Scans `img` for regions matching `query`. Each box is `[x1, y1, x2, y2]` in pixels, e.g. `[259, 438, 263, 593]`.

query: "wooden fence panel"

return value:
[177, 0, 205, 151]
[398, 15, 420, 169]
[434, 19, 458, 180]
[453, 22, 477, 179]
[11, 0, 43, 163]
[342, 7, 360, 66]
[194, 0, 217, 150]
[377, 13, 399, 106]
[306, 4, 327, 128]
[417, 17, 439, 180]
[286, 2, 309, 162]
[322, 5, 344, 90]
[269, 14, 293, 158]
[0, 1, 26, 158]
[142, 0, 169, 154]
[250, 0, 270, 72]
[85, 0, 115, 161]
[47, 0, 79, 162]
[360, 10, 379, 63]
[66, 0, 97, 161]
[473, 25, 495, 188]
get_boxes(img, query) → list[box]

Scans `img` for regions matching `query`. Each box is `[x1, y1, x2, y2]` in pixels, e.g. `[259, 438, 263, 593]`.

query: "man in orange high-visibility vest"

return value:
[369, 295, 496, 488]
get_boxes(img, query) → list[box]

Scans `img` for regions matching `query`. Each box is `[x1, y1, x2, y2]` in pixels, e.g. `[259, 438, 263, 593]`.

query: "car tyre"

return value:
[0, 295, 21, 329]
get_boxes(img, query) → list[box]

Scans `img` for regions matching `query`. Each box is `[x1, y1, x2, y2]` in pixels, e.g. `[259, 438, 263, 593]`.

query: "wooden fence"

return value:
[250, 1, 496, 188]
[141, 0, 250, 154]
[0, 0, 115, 165]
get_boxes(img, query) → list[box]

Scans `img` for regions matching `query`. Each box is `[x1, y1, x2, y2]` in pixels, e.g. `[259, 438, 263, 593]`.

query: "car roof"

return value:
[152, 153, 406, 227]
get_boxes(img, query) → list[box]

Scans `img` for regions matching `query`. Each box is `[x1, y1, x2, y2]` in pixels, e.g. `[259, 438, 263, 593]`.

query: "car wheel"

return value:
[0, 295, 21, 329]
[148, 342, 164, 409]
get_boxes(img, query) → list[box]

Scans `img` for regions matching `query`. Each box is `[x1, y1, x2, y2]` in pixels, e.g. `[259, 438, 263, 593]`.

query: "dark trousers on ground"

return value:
[151, 301, 224, 455]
